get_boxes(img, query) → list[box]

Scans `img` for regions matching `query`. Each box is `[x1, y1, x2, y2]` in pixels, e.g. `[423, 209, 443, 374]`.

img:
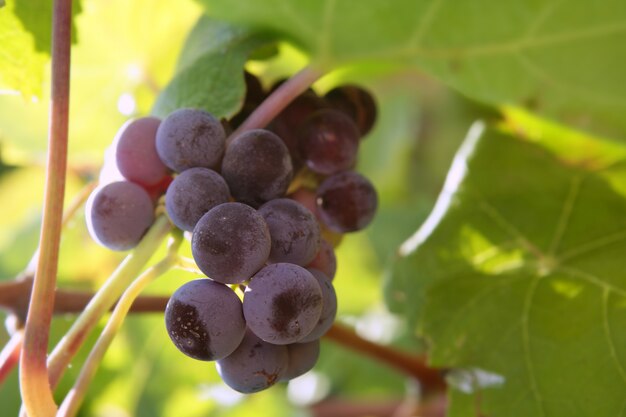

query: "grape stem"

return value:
[0, 331, 23, 386]
[20, 0, 73, 414]
[57, 234, 183, 417]
[227, 65, 324, 143]
[45, 215, 172, 391]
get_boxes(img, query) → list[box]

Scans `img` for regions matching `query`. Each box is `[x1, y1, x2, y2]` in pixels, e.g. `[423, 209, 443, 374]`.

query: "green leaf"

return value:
[200, 0, 626, 138]
[0, 0, 48, 95]
[152, 16, 269, 119]
[14, 0, 82, 53]
[387, 121, 626, 416]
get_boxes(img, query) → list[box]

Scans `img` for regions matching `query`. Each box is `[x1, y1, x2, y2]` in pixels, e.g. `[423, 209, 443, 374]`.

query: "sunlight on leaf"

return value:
[388, 121, 626, 416]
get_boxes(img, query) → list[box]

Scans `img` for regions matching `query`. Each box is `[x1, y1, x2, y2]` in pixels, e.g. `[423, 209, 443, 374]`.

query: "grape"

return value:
[243, 263, 323, 345]
[192, 202, 271, 284]
[165, 279, 246, 361]
[300, 269, 337, 342]
[269, 92, 326, 170]
[282, 340, 320, 381]
[299, 109, 360, 175]
[216, 329, 288, 393]
[115, 117, 169, 186]
[165, 168, 230, 232]
[325, 85, 377, 136]
[288, 187, 319, 219]
[230, 72, 266, 128]
[221, 129, 293, 207]
[317, 171, 378, 232]
[99, 143, 125, 186]
[258, 199, 320, 266]
[143, 174, 173, 203]
[306, 239, 337, 280]
[156, 108, 226, 172]
[86, 181, 154, 251]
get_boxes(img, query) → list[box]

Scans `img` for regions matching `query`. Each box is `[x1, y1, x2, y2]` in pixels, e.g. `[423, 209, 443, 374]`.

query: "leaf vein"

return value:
[549, 175, 582, 257]
[521, 276, 546, 417]
[601, 287, 626, 386]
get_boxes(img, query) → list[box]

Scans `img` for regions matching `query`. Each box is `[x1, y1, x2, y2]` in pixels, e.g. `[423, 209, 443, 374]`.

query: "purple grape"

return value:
[288, 187, 319, 220]
[229, 72, 266, 128]
[306, 239, 337, 280]
[191, 202, 271, 284]
[216, 329, 288, 393]
[258, 199, 320, 266]
[299, 109, 360, 175]
[243, 263, 323, 345]
[269, 91, 326, 170]
[165, 279, 246, 361]
[317, 171, 378, 232]
[325, 85, 377, 136]
[156, 108, 226, 172]
[165, 167, 230, 232]
[221, 129, 293, 207]
[300, 269, 337, 342]
[282, 340, 320, 380]
[86, 181, 154, 251]
[115, 117, 169, 186]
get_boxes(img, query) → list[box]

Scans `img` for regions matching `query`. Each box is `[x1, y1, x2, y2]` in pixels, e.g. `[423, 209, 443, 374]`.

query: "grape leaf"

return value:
[387, 121, 626, 416]
[152, 16, 270, 119]
[0, 1, 48, 95]
[199, 0, 626, 138]
[14, 0, 82, 53]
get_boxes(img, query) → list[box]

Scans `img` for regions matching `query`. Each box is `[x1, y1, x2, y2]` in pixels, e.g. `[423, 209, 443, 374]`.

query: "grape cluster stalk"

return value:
[85, 73, 379, 393]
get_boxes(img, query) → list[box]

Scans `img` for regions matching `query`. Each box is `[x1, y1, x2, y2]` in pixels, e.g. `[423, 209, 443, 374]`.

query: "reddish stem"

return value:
[0, 331, 23, 386]
[324, 324, 447, 396]
[20, 0, 72, 415]
[228, 66, 324, 143]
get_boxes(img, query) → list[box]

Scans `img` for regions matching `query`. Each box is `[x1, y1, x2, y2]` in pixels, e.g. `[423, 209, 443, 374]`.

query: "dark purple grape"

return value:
[269, 92, 326, 170]
[243, 71, 265, 105]
[221, 129, 293, 207]
[325, 85, 377, 136]
[115, 117, 169, 187]
[86, 181, 154, 251]
[165, 167, 230, 232]
[300, 269, 337, 342]
[165, 279, 246, 361]
[243, 263, 323, 345]
[191, 202, 271, 284]
[282, 339, 320, 380]
[156, 108, 226, 172]
[258, 199, 320, 266]
[229, 72, 266, 128]
[306, 239, 337, 280]
[299, 109, 360, 175]
[216, 329, 288, 393]
[317, 171, 378, 233]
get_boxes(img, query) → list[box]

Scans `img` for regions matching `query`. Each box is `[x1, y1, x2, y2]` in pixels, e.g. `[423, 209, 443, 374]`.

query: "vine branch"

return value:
[20, 0, 72, 414]
[324, 325, 447, 396]
[1, 274, 445, 396]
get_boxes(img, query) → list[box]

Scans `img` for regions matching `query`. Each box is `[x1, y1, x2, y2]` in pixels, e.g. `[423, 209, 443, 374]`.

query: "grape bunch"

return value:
[85, 72, 378, 393]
